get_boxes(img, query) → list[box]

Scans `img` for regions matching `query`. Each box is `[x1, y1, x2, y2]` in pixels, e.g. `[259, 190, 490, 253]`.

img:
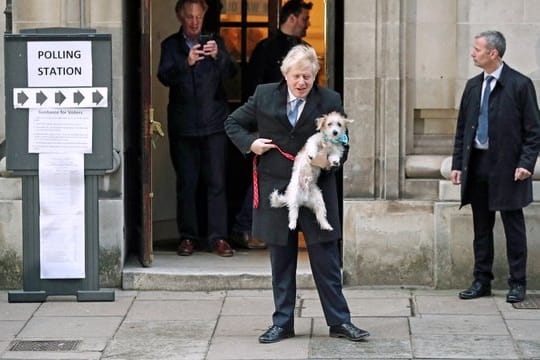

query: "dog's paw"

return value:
[288, 222, 297, 230]
[321, 223, 334, 231]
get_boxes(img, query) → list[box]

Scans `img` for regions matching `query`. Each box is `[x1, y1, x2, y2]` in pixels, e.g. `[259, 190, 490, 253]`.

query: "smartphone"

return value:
[199, 33, 214, 46]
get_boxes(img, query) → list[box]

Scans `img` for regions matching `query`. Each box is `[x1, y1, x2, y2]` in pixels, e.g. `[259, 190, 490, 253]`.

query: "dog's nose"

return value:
[333, 130, 338, 136]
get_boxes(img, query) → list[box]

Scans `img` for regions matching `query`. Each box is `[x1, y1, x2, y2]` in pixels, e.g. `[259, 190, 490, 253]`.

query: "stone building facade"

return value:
[1, 0, 540, 290]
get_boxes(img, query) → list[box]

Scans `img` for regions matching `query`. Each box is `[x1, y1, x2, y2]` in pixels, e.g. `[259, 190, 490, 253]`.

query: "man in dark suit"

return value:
[451, 30, 540, 303]
[157, 0, 237, 257]
[225, 45, 369, 343]
[229, 0, 313, 250]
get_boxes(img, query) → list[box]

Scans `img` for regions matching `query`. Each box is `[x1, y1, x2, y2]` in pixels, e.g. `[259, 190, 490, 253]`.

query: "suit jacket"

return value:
[157, 28, 237, 138]
[451, 63, 540, 210]
[225, 81, 346, 245]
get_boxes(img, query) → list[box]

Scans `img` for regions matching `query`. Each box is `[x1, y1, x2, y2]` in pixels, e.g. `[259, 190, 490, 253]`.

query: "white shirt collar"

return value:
[485, 63, 504, 81]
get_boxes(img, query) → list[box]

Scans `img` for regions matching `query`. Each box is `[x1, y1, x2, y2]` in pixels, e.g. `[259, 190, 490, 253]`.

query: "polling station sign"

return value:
[27, 41, 92, 87]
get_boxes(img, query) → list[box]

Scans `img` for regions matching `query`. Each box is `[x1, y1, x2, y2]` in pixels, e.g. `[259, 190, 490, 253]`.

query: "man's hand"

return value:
[187, 44, 206, 66]
[514, 167, 532, 181]
[450, 170, 461, 185]
[310, 148, 330, 169]
[202, 40, 218, 59]
[250, 138, 276, 155]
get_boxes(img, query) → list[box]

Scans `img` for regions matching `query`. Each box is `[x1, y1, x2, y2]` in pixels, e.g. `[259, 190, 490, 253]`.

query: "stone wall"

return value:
[342, 0, 540, 288]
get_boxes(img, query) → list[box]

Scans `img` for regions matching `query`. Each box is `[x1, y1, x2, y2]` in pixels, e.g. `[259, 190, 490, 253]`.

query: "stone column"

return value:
[343, 0, 401, 199]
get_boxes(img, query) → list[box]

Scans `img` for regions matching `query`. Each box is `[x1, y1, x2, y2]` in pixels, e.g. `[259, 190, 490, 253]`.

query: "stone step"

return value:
[122, 249, 316, 291]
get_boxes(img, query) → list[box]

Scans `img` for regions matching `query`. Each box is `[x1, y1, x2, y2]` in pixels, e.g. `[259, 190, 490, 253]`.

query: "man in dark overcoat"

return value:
[451, 30, 540, 303]
[157, 0, 237, 257]
[225, 45, 369, 343]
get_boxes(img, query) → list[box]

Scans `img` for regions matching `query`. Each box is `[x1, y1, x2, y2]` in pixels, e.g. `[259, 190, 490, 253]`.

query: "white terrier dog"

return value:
[270, 111, 353, 231]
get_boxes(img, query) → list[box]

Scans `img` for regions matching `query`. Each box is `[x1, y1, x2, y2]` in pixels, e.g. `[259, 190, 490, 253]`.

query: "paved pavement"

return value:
[1, 288, 540, 359]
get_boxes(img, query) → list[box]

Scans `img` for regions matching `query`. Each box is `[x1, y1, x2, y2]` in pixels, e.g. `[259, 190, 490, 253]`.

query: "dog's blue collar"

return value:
[324, 133, 349, 145]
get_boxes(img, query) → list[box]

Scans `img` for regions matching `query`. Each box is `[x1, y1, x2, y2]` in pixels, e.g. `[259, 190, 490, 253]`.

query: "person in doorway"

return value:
[229, 0, 313, 250]
[225, 44, 370, 343]
[157, 0, 237, 257]
[451, 30, 540, 303]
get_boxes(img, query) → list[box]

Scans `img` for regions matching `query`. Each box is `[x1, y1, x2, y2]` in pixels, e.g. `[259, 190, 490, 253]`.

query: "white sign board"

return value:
[27, 41, 92, 87]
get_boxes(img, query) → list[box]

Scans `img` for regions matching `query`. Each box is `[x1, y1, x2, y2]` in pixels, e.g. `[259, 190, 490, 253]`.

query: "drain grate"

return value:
[512, 294, 540, 309]
[9, 340, 81, 351]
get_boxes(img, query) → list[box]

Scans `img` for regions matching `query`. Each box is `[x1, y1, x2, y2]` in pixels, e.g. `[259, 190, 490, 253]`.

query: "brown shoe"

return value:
[177, 239, 194, 256]
[247, 237, 267, 249]
[213, 239, 234, 257]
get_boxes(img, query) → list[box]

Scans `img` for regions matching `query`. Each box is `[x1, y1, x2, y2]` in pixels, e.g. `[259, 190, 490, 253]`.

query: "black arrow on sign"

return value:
[93, 90, 104, 105]
[55, 91, 66, 105]
[36, 91, 47, 105]
[74, 90, 85, 105]
[17, 91, 29, 106]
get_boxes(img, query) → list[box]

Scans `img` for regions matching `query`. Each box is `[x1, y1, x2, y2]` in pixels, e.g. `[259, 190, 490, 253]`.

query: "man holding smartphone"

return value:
[158, 0, 237, 257]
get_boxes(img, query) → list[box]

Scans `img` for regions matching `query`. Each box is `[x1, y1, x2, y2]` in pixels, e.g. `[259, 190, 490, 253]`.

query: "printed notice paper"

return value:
[28, 108, 92, 154]
[39, 153, 85, 279]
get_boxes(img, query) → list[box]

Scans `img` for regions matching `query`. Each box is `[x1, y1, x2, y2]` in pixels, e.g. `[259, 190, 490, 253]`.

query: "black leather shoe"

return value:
[506, 284, 526, 303]
[459, 281, 491, 300]
[258, 325, 295, 344]
[229, 231, 250, 248]
[329, 323, 370, 341]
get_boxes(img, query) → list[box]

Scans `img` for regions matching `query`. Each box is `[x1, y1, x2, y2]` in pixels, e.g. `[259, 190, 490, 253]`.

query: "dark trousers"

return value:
[232, 182, 253, 232]
[169, 132, 228, 246]
[268, 232, 351, 330]
[468, 149, 528, 286]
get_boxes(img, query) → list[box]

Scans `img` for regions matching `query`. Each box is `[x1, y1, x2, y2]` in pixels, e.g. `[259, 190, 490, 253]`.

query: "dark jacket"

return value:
[247, 30, 306, 96]
[157, 28, 237, 138]
[451, 63, 540, 210]
[225, 81, 347, 245]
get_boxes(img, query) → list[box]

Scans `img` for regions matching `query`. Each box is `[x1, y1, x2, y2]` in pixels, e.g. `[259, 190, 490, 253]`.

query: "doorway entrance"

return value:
[124, 0, 343, 266]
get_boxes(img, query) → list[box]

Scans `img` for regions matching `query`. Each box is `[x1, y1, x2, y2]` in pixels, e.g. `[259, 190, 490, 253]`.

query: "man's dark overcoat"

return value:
[451, 63, 540, 210]
[225, 81, 346, 246]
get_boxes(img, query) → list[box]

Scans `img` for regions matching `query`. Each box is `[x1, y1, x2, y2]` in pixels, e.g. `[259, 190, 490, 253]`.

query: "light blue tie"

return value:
[477, 75, 494, 144]
[288, 98, 303, 126]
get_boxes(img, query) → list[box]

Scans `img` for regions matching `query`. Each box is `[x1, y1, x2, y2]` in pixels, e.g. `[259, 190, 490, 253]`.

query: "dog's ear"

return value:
[315, 115, 326, 130]
[345, 118, 354, 125]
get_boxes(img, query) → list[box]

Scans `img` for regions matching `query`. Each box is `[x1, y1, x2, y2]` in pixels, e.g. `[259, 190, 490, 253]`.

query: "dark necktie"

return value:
[288, 98, 303, 126]
[477, 75, 494, 144]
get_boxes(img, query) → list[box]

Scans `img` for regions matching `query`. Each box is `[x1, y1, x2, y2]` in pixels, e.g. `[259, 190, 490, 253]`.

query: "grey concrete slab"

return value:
[0, 321, 25, 340]
[0, 302, 40, 320]
[494, 296, 540, 320]
[102, 320, 214, 360]
[122, 252, 316, 291]
[207, 335, 310, 360]
[135, 290, 226, 300]
[0, 351, 102, 359]
[126, 299, 222, 321]
[18, 316, 123, 339]
[412, 334, 520, 359]
[226, 289, 273, 297]
[414, 294, 499, 315]
[515, 340, 540, 359]
[312, 317, 410, 340]
[342, 287, 413, 298]
[214, 316, 311, 337]
[309, 337, 412, 359]
[114, 289, 139, 298]
[0, 341, 8, 353]
[301, 297, 411, 318]
[220, 296, 281, 316]
[506, 319, 540, 340]
[410, 314, 508, 335]
[34, 296, 133, 317]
